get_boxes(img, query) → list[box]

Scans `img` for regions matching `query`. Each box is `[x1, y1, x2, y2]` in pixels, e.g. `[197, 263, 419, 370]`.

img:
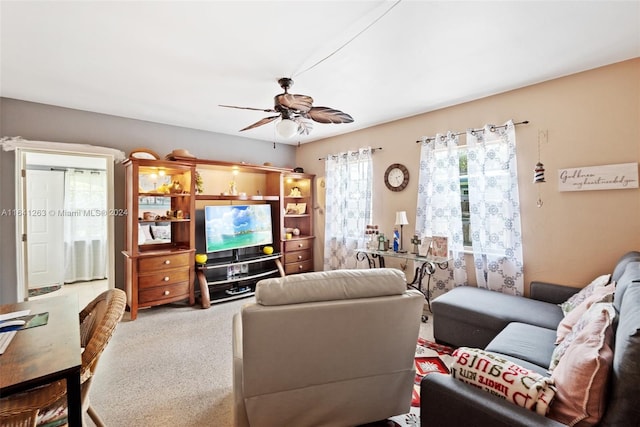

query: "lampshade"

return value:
[395, 211, 409, 225]
[276, 118, 298, 139]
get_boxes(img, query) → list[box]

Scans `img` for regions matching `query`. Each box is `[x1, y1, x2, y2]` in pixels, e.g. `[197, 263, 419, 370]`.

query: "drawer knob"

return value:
[297, 255, 302, 260]
[164, 260, 171, 265]
[298, 265, 303, 269]
[298, 243, 303, 248]
[163, 276, 170, 281]
[164, 290, 170, 296]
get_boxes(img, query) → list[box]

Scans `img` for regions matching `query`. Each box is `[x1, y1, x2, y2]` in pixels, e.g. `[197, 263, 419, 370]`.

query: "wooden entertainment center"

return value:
[122, 156, 315, 318]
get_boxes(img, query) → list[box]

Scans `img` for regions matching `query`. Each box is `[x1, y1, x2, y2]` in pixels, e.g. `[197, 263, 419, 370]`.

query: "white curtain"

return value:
[466, 120, 524, 295]
[323, 147, 373, 270]
[416, 132, 468, 299]
[63, 169, 108, 283]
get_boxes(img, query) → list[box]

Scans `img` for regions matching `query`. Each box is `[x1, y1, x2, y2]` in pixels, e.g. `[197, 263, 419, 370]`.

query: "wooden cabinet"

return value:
[192, 162, 315, 277]
[280, 173, 315, 274]
[122, 159, 195, 320]
[123, 157, 316, 315]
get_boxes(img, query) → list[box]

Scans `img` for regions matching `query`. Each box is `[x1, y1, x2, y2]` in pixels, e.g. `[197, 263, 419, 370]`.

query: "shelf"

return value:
[209, 291, 256, 305]
[139, 192, 191, 197]
[197, 253, 282, 270]
[284, 214, 310, 218]
[195, 194, 279, 201]
[138, 219, 191, 223]
[205, 268, 279, 286]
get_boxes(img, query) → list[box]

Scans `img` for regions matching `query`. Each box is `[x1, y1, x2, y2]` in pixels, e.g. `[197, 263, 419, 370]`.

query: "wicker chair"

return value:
[0, 288, 126, 426]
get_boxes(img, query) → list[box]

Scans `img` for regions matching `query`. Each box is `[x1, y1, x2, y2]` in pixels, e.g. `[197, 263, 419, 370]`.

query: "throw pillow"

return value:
[450, 347, 556, 415]
[150, 225, 171, 240]
[549, 302, 616, 373]
[547, 302, 615, 426]
[556, 283, 615, 344]
[559, 274, 610, 316]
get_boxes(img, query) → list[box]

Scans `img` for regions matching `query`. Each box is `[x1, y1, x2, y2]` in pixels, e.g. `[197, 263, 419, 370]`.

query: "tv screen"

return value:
[204, 204, 273, 253]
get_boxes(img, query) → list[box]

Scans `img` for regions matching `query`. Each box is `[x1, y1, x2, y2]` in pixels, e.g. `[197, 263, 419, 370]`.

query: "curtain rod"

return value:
[318, 147, 382, 161]
[415, 120, 529, 143]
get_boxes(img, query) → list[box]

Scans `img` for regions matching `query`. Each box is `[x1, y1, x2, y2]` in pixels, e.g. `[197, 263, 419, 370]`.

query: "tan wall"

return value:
[295, 59, 640, 293]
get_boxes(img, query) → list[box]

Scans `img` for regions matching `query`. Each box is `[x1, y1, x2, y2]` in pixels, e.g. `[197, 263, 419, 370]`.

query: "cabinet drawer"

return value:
[284, 259, 313, 275]
[284, 239, 311, 252]
[139, 281, 190, 304]
[139, 253, 190, 272]
[138, 268, 190, 289]
[284, 250, 312, 264]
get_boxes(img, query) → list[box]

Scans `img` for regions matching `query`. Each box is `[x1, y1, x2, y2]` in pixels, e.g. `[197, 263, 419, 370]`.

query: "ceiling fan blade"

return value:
[293, 117, 314, 135]
[239, 115, 280, 131]
[275, 94, 313, 113]
[220, 104, 276, 113]
[306, 106, 354, 124]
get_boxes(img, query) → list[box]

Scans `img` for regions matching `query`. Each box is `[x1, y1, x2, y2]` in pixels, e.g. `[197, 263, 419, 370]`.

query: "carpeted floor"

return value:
[87, 298, 444, 427]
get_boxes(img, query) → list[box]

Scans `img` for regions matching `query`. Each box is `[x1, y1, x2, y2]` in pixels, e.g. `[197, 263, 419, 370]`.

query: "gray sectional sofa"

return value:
[421, 251, 640, 426]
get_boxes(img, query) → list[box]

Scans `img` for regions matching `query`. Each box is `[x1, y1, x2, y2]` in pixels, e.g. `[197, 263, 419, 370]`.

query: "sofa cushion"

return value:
[485, 323, 557, 369]
[559, 274, 610, 315]
[556, 284, 615, 344]
[449, 347, 556, 416]
[255, 268, 408, 306]
[432, 286, 565, 348]
[610, 251, 640, 283]
[600, 282, 640, 426]
[612, 261, 640, 312]
[547, 300, 615, 426]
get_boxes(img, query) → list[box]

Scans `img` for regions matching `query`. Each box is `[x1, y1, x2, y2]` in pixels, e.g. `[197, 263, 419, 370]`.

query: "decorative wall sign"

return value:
[558, 162, 638, 192]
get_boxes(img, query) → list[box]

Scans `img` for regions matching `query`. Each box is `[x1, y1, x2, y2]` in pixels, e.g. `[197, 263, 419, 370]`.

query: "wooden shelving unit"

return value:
[123, 157, 315, 311]
[122, 158, 196, 320]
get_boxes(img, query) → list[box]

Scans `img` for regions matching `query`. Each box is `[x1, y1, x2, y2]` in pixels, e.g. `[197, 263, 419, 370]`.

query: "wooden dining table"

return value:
[0, 294, 82, 427]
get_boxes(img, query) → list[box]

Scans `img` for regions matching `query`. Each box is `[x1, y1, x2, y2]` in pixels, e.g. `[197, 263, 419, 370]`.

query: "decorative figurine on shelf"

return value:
[289, 186, 301, 197]
[169, 180, 183, 194]
[411, 235, 421, 254]
[393, 228, 400, 252]
[228, 180, 238, 196]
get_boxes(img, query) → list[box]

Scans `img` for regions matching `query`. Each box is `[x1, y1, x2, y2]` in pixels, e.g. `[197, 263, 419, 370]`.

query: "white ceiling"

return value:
[1, 1, 639, 145]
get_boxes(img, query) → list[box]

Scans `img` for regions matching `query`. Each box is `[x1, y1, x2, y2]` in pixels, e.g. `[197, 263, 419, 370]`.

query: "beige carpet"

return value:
[88, 298, 434, 426]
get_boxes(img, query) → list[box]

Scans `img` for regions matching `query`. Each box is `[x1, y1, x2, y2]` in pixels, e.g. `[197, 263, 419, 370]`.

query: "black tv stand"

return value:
[196, 252, 284, 307]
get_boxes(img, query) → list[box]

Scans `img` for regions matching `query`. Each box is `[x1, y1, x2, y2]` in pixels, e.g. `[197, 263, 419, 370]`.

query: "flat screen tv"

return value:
[204, 204, 273, 254]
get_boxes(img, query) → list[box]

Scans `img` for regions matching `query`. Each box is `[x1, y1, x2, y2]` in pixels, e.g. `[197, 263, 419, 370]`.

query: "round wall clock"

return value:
[384, 163, 409, 191]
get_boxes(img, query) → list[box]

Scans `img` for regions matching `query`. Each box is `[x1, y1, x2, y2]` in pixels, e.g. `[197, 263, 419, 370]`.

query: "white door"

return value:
[26, 169, 65, 289]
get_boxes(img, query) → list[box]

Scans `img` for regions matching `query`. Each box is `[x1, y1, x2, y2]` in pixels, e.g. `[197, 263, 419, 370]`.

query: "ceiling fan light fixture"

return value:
[276, 118, 299, 139]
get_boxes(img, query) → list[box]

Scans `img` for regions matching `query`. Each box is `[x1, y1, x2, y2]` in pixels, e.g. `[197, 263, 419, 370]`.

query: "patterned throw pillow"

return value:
[548, 302, 615, 426]
[556, 284, 615, 344]
[450, 347, 556, 415]
[559, 274, 610, 316]
[549, 302, 616, 373]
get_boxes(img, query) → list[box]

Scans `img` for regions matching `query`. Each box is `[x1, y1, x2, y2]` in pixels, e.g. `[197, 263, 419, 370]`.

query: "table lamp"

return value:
[395, 211, 409, 253]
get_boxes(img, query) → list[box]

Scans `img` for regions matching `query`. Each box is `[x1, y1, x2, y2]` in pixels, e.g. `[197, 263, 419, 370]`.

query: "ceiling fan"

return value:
[220, 77, 354, 138]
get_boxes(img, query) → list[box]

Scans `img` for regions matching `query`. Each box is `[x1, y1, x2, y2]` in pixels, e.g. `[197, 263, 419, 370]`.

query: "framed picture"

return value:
[431, 236, 449, 258]
[285, 203, 298, 214]
[285, 203, 307, 214]
[418, 237, 433, 257]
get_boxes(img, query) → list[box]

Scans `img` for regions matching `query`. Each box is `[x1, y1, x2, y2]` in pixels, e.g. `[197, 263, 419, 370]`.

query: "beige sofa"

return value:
[232, 268, 424, 427]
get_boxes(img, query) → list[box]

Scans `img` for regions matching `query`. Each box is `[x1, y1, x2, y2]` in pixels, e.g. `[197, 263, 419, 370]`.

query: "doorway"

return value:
[15, 149, 116, 303]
